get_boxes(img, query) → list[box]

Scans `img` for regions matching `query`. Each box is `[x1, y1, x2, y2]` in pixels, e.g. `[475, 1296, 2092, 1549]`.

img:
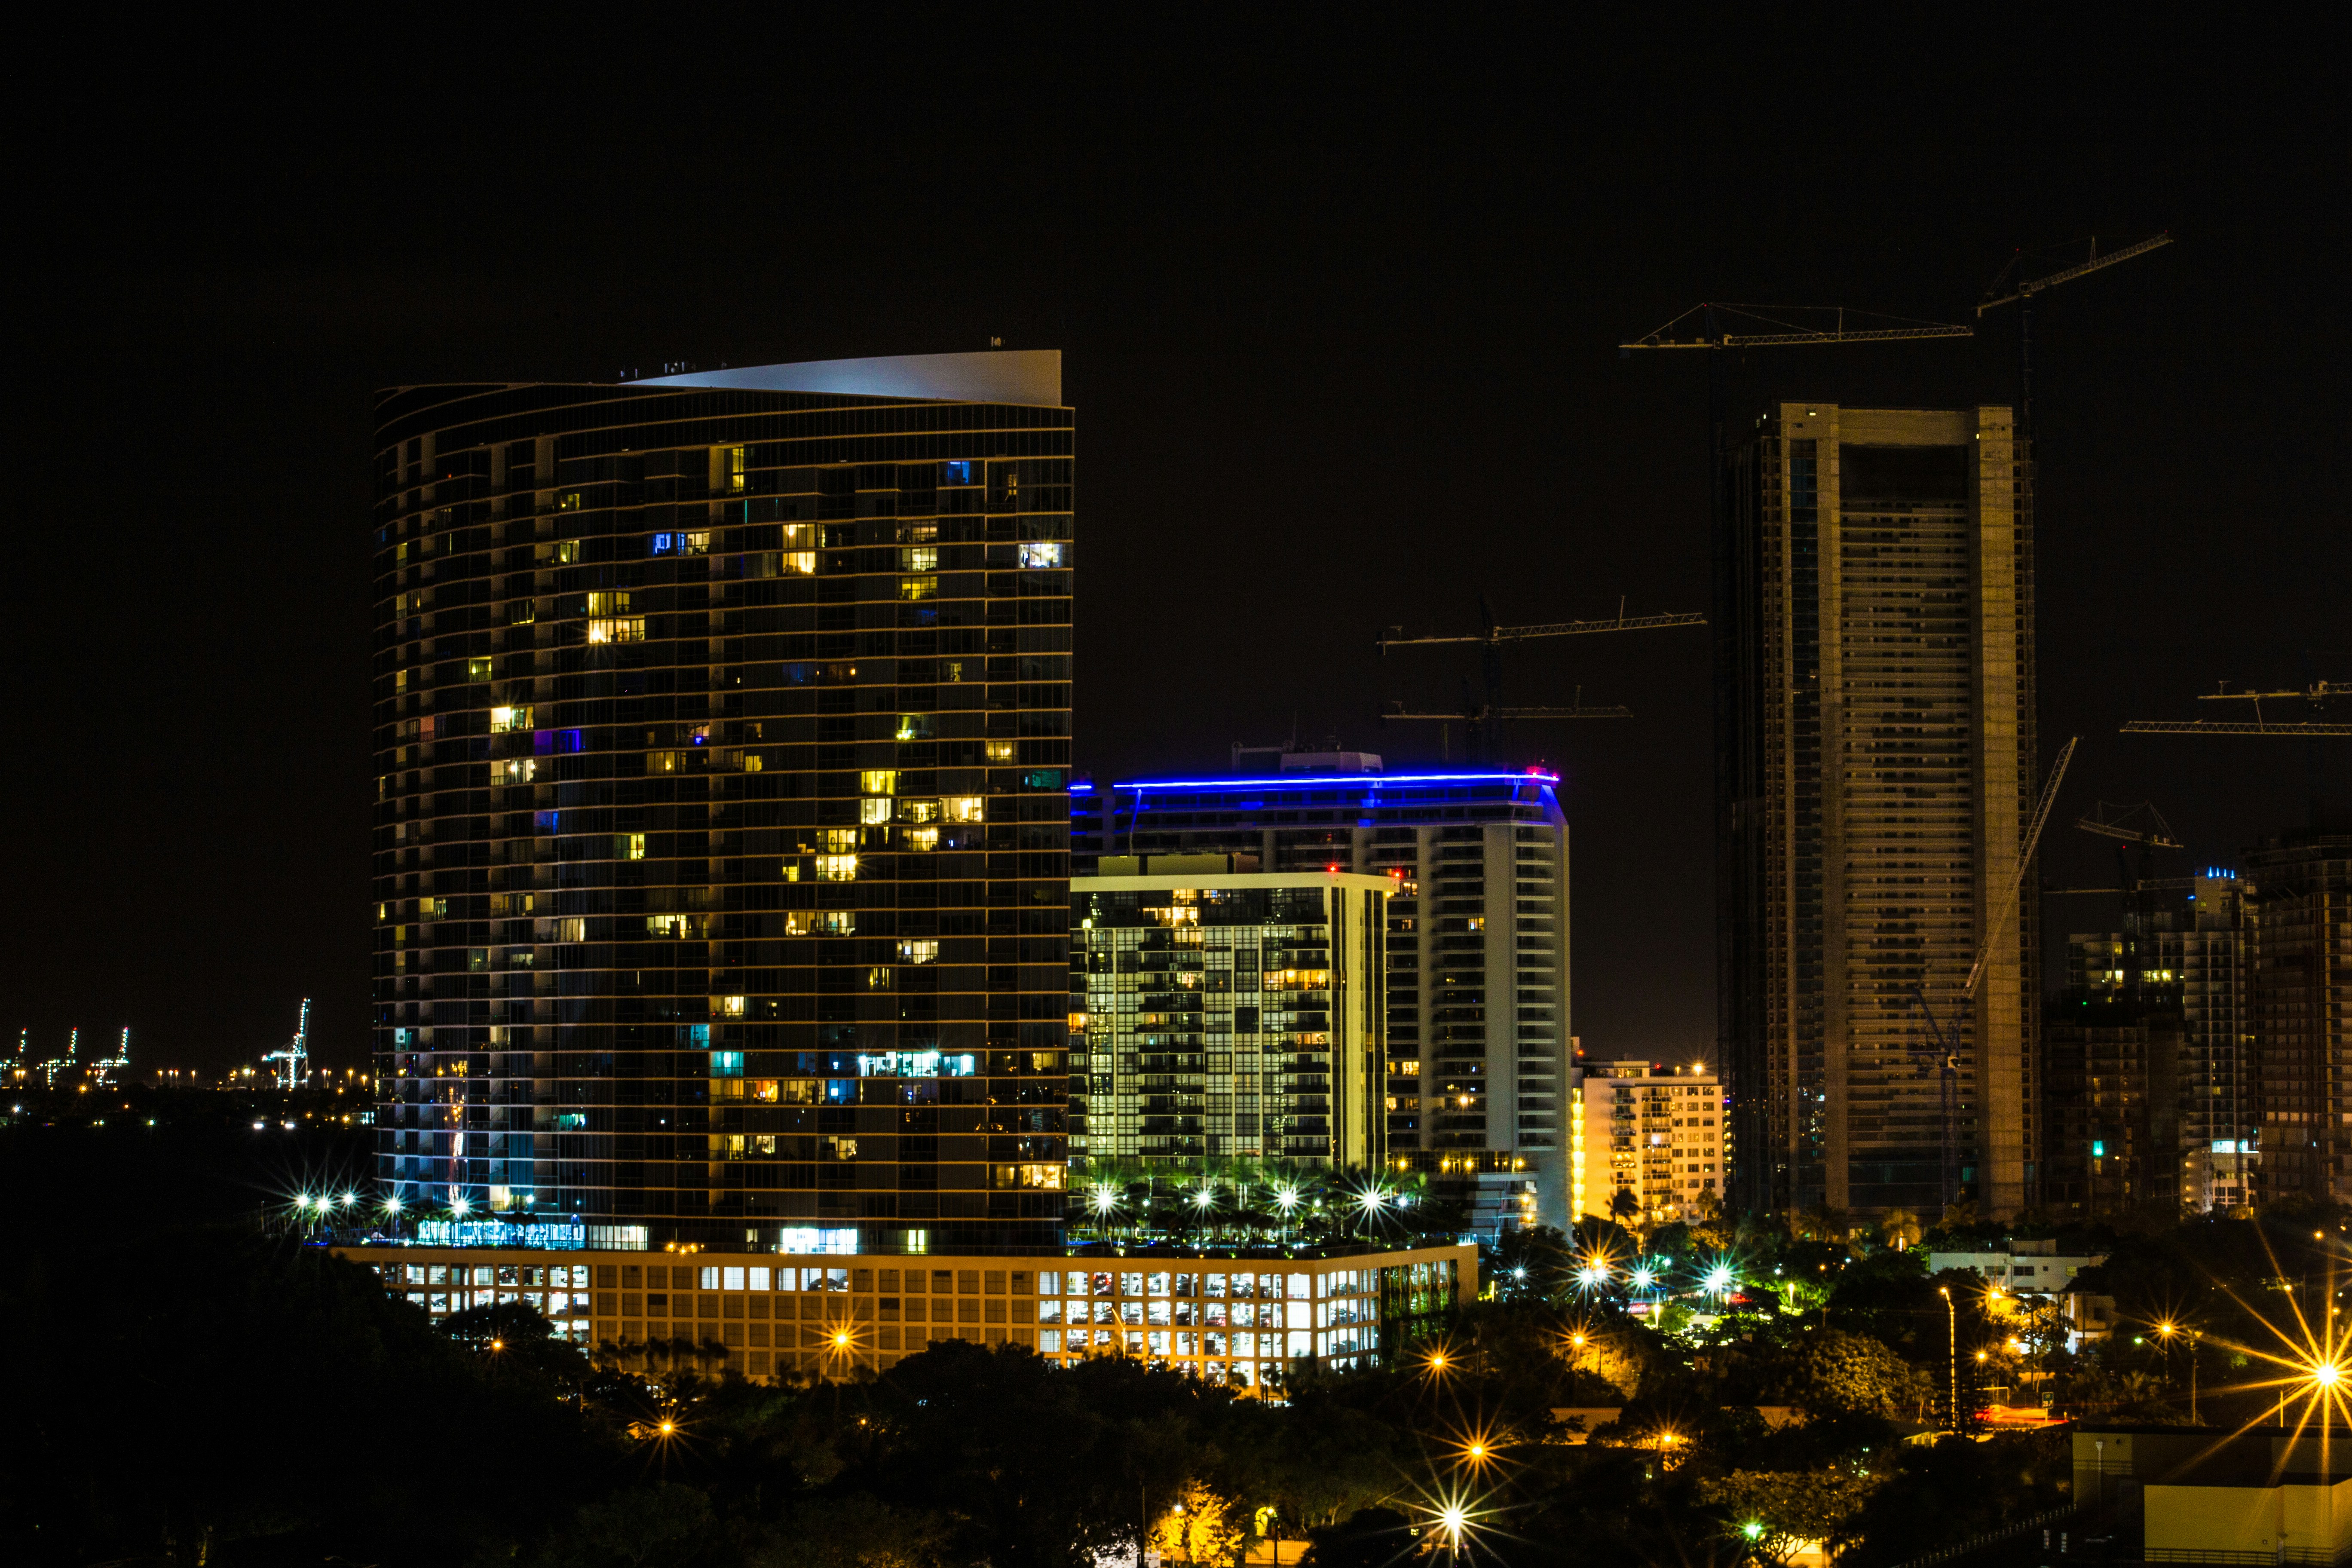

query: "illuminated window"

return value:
[508, 600, 537, 625]
[984, 741, 1017, 763]
[782, 524, 818, 550]
[727, 446, 747, 492]
[490, 706, 533, 733]
[817, 854, 858, 882]
[395, 669, 409, 692]
[711, 1050, 746, 1077]
[899, 798, 940, 823]
[944, 796, 984, 823]
[557, 494, 583, 513]
[943, 460, 974, 485]
[585, 591, 631, 614]
[647, 916, 689, 937]
[899, 574, 939, 600]
[647, 750, 686, 773]
[585, 617, 645, 644]
[749, 1080, 780, 1103]
[681, 531, 710, 555]
[861, 797, 894, 826]
[901, 825, 939, 851]
[468, 658, 493, 682]
[784, 910, 857, 937]
[861, 770, 898, 795]
[550, 917, 585, 942]
[617, 833, 647, 860]
[1019, 542, 1063, 569]
[898, 940, 940, 964]
[501, 759, 536, 784]
[896, 714, 935, 740]
[822, 829, 858, 853]
[714, 997, 747, 1019]
[900, 546, 939, 572]
[781, 551, 817, 575]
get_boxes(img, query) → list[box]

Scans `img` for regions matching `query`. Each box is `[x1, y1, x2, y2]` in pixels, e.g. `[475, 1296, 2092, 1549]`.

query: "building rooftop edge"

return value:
[625, 349, 1062, 406]
[1096, 771, 1558, 790]
[1073, 872, 1398, 891]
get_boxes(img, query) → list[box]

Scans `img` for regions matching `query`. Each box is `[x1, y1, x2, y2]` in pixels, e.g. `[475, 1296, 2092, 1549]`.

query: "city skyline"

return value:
[6, 22, 2343, 1088]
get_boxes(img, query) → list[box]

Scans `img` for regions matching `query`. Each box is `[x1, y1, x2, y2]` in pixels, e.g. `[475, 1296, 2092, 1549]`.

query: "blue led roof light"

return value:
[1110, 771, 1558, 790]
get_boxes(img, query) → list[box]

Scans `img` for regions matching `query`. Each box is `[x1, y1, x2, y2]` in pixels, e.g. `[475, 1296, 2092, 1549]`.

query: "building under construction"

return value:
[1720, 403, 2042, 1219]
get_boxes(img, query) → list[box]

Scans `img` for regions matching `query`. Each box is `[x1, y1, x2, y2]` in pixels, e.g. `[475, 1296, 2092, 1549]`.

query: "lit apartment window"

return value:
[861, 797, 893, 825]
[899, 575, 939, 600]
[944, 796, 984, 823]
[468, 658, 493, 682]
[617, 833, 647, 860]
[817, 854, 858, 882]
[900, 546, 939, 572]
[727, 446, 747, 492]
[490, 706, 533, 732]
[984, 741, 1017, 763]
[901, 826, 940, 851]
[898, 940, 940, 964]
[714, 997, 747, 1018]
[1019, 542, 1063, 569]
[896, 714, 935, 741]
[585, 617, 645, 644]
[585, 591, 630, 614]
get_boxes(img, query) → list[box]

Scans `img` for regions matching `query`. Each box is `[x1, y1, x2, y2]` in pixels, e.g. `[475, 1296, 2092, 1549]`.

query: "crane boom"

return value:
[1620, 301, 1973, 351]
[2122, 720, 2352, 737]
[1978, 232, 2173, 314]
[1378, 610, 1705, 649]
[1966, 735, 2078, 996]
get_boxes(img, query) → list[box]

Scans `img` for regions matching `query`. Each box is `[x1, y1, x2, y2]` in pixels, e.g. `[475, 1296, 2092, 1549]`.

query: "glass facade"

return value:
[1069, 873, 1389, 1172]
[1721, 404, 2037, 1219]
[371, 360, 1073, 1250]
[1071, 772, 1567, 1229]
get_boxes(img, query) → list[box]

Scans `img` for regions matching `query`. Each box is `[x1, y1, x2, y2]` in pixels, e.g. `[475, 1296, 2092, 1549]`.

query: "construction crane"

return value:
[2074, 800, 2181, 898]
[2121, 680, 2351, 737]
[1978, 233, 2172, 447]
[1907, 735, 2079, 1210]
[263, 999, 311, 1091]
[2075, 799, 2183, 850]
[1376, 597, 1703, 764]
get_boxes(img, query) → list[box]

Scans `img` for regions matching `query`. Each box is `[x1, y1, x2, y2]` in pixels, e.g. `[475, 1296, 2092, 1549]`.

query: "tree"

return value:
[1698, 1467, 1887, 1568]
[1772, 1329, 1935, 1419]
[748, 1495, 952, 1568]
[1301, 1507, 1413, 1568]
[1155, 1480, 1249, 1565]
[555, 1485, 715, 1568]
[1878, 1209, 1922, 1252]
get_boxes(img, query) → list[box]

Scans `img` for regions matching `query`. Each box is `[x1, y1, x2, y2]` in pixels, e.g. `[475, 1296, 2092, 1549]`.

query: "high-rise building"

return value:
[1071, 762, 1569, 1230]
[1572, 1057, 1726, 1227]
[371, 352, 1075, 1253]
[2047, 873, 2251, 1214]
[1720, 403, 2039, 1218]
[2245, 829, 2352, 1205]
[1068, 863, 1390, 1175]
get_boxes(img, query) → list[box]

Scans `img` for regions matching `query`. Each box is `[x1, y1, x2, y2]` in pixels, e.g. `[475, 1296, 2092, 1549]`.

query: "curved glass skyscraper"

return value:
[371, 352, 1073, 1251]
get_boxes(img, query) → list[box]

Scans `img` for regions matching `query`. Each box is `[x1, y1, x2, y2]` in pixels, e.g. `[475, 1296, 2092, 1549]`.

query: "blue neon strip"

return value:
[1111, 772, 1556, 790]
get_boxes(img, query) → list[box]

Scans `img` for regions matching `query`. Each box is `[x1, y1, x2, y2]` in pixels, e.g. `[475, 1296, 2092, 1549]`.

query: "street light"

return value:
[1939, 1286, 1957, 1433]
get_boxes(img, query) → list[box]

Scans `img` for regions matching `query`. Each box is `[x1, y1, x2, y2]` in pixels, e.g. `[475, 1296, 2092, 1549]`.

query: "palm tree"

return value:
[1880, 1207, 1923, 1252]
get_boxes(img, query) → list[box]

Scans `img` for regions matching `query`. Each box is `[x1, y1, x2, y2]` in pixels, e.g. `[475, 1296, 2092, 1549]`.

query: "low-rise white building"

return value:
[1926, 1237, 2105, 1295]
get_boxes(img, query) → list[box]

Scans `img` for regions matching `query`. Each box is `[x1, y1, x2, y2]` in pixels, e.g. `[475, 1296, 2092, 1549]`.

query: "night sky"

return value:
[7, 18, 2342, 1076]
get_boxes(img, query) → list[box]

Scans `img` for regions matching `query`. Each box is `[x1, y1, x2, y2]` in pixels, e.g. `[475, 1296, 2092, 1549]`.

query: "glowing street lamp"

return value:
[1703, 1263, 1734, 1297]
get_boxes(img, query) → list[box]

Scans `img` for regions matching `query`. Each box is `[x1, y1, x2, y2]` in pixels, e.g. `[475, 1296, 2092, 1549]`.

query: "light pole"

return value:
[1939, 1286, 1957, 1433]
